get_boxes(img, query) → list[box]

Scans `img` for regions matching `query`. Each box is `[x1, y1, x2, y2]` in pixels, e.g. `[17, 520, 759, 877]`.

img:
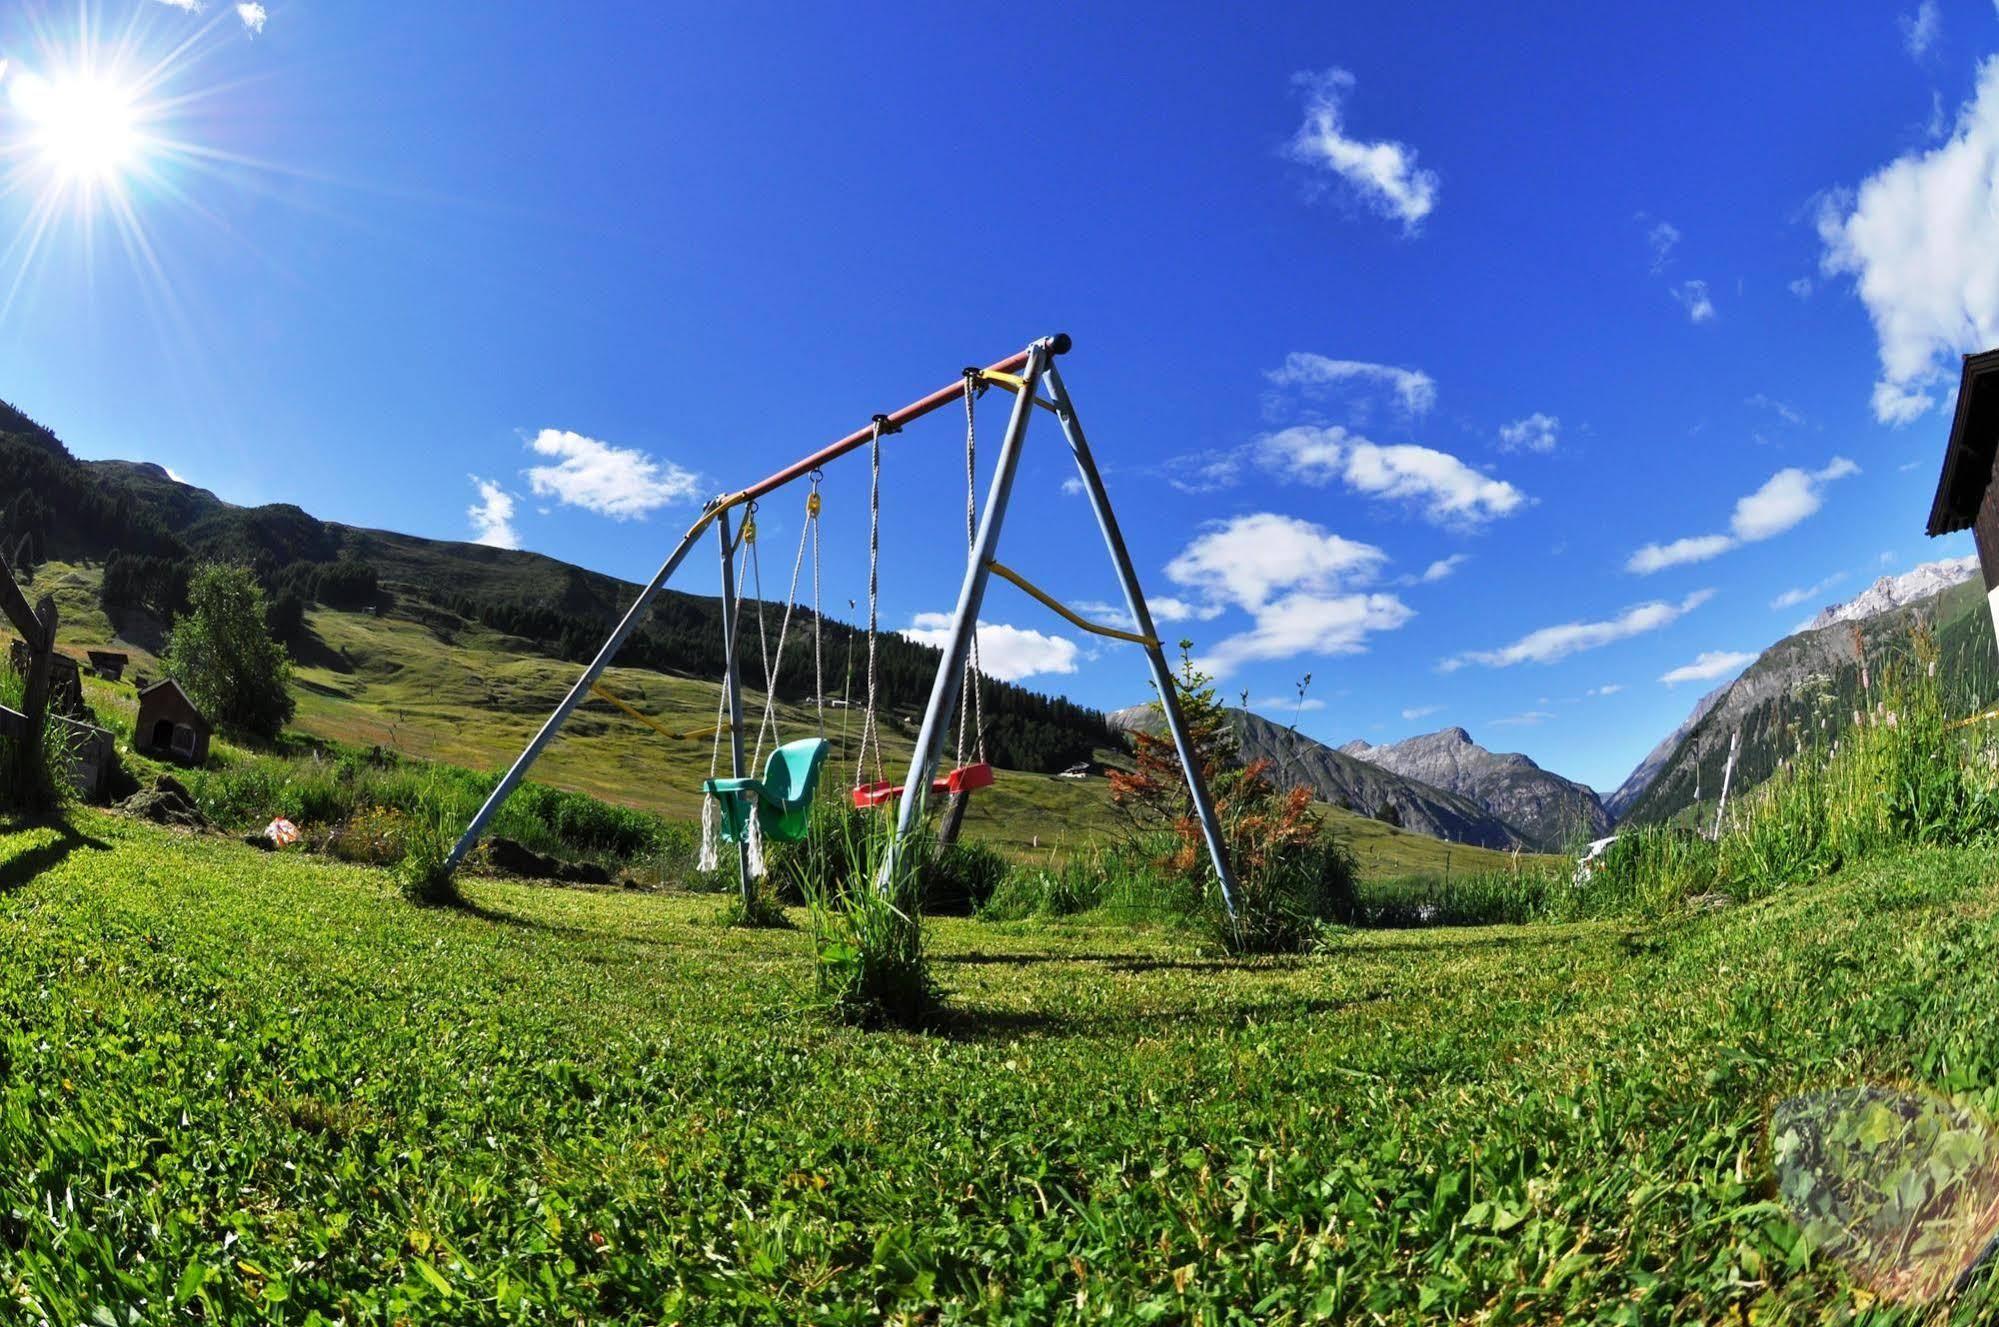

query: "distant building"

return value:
[134, 679, 212, 765]
[1058, 761, 1092, 779]
[1926, 348, 1999, 651]
[85, 649, 129, 682]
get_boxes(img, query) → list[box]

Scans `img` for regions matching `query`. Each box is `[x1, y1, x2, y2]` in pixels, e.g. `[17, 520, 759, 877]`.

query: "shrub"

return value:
[1210, 760, 1356, 954]
[326, 805, 408, 866]
[720, 873, 789, 929]
[162, 562, 296, 739]
[1352, 868, 1557, 928]
[786, 808, 934, 1029]
[394, 778, 461, 906]
[921, 840, 1010, 915]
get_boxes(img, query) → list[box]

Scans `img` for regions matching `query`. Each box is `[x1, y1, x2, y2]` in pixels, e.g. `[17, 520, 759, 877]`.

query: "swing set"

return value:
[444, 335, 1239, 915]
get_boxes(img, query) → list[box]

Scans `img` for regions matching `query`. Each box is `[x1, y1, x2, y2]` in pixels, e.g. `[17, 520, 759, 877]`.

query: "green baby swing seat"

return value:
[703, 737, 830, 844]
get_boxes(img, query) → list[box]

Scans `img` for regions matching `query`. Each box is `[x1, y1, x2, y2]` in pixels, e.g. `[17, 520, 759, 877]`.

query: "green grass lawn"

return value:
[13, 559, 1549, 877]
[5, 811, 1999, 1322]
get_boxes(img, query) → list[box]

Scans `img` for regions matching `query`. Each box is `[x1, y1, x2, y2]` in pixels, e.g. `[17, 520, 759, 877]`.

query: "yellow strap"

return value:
[975, 371, 1060, 413]
[986, 561, 1158, 647]
[588, 681, 729, 741]
[1949, 706, 1999, 731]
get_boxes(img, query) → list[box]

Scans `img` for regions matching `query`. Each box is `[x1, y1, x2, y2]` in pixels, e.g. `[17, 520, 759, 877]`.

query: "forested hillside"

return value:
[1620, 576, 1999, 828]
[0, 408, 1112, 773]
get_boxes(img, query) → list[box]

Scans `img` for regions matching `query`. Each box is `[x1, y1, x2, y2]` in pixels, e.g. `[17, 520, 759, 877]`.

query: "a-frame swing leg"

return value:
[715, 508, 754, 905]
[887, 340, 1051, 870]
[1042, 358, 1240, 916]
[884, 341, 1240, 918]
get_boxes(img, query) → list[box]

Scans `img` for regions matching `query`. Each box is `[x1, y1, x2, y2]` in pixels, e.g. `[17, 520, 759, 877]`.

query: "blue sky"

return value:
[2, 1, 1996, 792]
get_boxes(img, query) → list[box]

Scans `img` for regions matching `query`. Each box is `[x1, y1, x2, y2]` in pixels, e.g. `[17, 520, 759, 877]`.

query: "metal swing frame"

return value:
[443, 334, 1240, 916]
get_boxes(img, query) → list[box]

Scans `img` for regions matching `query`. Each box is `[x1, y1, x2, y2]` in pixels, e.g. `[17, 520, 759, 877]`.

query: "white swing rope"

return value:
[853, 416, 890, 790]
[955, 371, 987, 771]
[699, 517, 757, 872]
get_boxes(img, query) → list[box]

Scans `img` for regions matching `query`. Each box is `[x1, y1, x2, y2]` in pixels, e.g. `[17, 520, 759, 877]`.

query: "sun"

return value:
[8, 67, 144, 185]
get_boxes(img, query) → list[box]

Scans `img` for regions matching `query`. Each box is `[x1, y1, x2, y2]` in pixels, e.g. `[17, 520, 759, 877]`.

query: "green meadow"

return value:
[4, 810, 1999, 1322]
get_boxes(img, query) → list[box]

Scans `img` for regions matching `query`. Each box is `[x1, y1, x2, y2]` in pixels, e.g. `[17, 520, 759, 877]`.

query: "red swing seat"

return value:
[849, 761, 995, 809]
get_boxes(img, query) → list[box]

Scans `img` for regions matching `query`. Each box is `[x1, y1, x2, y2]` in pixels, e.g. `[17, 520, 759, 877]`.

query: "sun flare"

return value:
[8, 67, 143, 185]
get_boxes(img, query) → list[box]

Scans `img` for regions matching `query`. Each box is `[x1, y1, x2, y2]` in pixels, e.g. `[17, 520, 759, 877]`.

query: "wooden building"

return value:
[86, 650, 129, 681]
[134, 678, 213, 765]
[1927, 349, 1999, 649]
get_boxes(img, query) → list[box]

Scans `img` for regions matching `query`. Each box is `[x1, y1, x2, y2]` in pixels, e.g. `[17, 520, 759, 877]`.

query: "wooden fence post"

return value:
[0, 545, 57, 804]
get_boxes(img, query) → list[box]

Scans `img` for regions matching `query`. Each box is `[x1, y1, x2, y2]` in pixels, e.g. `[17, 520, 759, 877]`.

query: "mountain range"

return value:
[1341, 728, 1612, 850]
[1616, 556, 1989, 827]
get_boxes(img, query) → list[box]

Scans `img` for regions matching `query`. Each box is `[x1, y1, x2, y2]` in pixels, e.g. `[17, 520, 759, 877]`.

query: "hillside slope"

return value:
[1340, 727, 1610, 851]
[1603, 681, 1727, 821]
[1109, 705, 1533, 851]
[1621, 571, 1996, 828]
[0, 415, 1113, 774]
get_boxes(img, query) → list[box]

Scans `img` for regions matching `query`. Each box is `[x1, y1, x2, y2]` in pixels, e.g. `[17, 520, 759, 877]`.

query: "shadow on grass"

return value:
[0, 817, 113, 893]
[933, 990, 1386, 1042]
[937, 950, 1296, 974]
[1343, 928, 1603, 955]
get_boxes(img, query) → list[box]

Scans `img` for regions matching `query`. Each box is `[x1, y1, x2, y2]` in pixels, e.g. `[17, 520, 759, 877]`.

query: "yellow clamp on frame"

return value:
[1949, 705, 1999, 731]
[588, 681, 730, 742]
[975, 370, 1062, 414]
[807, 490, 821, 517]
[986, 561, 1159, 647]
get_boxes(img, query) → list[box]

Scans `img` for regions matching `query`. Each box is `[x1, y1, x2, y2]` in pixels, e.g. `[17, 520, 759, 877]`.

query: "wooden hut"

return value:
[134, 678, 212, 765]
[86, 650, 129, 681]
[1927, 349, 1999, 649]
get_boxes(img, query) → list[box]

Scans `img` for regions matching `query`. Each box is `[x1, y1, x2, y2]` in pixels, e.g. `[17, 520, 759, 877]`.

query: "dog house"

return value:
[134, 678, 212, 765]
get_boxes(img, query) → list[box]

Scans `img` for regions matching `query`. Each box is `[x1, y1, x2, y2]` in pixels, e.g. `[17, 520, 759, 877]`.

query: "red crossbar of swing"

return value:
[704, 336, 1065, 514]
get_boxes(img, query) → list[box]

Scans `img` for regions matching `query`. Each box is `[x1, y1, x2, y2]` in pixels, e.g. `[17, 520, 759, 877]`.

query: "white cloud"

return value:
[1401, 704, 1442, 720]
[1674, 280, 1716, 323]
[1771, 572, 1847, 610]
[1627, 534, 1737, 574]
[901, 615, 1078, 683]
[1162, 449, 1245, 494]
[1901, 1, 1939, 58]
[1819, 57, 1999, 424]
[467, 477, 520, 550]
[1150, 596, 1225, 623]
[1443, 589, 1713, 671]
[1789, 277, 1814, 298]
[153, 0, 200, 9]
[1285, 68, 1438, 231]
[1201, 591, 1415, 676]
[1420, 554, 1467, 583]
[1165, 512, 1388, 612]
[1255, 695, 1328, 714]
[1587, 684, 1625, 697]
[1060, 476, 1084, 496]
[1164, 513, 1412, 676]
[1745, 393, 1805, 427]
[1646, 220, 1681, 273]
[1265, 354, 1438, 416]
[1732, 457, 1860, 539]
[1256, 426, 1526, 527]
[523, 428, 701, 519]
[236, 2, 266, 33]
[1498, 412, 1560, 454]
[1491, 711, 1554, 727]
[1626, 458, 1859, 573]
[1660, 650, 1757, 686]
